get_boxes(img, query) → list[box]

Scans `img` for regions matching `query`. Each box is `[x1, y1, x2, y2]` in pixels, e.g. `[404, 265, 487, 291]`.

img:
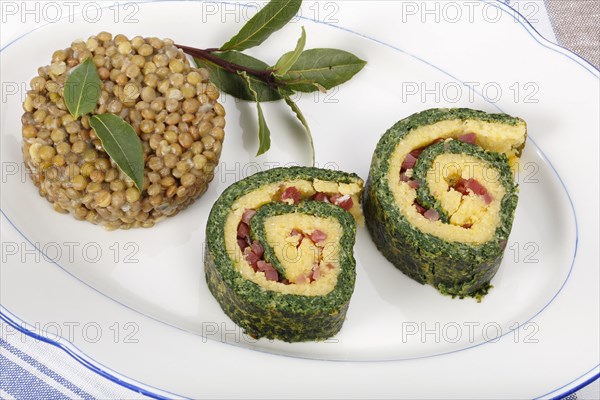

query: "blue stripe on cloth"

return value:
[0, 338, 94, 400]
[0, 353, 71, 399]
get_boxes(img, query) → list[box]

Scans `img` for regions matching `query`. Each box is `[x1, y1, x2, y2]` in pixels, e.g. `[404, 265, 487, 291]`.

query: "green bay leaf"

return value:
[195, 51, 284, 102]
[64, 57, 101, 119]
[273, 26, 306, 76]
[239, 72, 271, 156]
[220, 0, 302, 51]
[283, 95, 314, 165]
[89, 114, 144, 191]
[255, 100, 271, 156]
[278, 48, 367, 92]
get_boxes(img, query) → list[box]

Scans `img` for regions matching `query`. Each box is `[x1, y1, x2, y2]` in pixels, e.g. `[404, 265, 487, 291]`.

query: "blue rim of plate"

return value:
[0, 1, 598, 398]
[0, 306, 180, 400]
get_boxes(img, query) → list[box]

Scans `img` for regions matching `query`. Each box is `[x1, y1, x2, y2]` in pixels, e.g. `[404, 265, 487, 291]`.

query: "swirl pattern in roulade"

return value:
[205, 167, 363, 342]
[364, 108, 527, 299]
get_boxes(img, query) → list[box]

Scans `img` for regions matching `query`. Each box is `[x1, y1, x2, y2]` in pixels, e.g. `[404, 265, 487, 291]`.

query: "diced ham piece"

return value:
[329, 194, 341, 201]
[400, 140, 449, 185]
[462, 223, 473, 229]
[241, 209, 257, 224]
[313, 192, 330, 203]
[453, 178, 493, 204]
[408, 179, 420, 189]
[264, 268, 279, 282]
[424, 208, 440, 221]
[290, 229, 304, 247]
[309, 229, 327, 244]
[237, 222, 249, 239]
[402, 140, 444, 174]
[250, 240, 264, 258]
[295, 274, 308, 284]
[457, 133, 477, 144]
[256, 260, 269, 271]
[244, 250, 260, 270]
[453, 179, 469, 196]
[237, 238, 249, 251]
[281, 186, 301, 204]
[339, 196, 354, 210]
[256, 260, 278, 281]
[310, 263, 322, 281]
[409, 148, 424, 159]
[414, 202, 426, 215]
[402, 153, 418, 170]
[464, 179, 487, 197]
[330, 194, 354, 211]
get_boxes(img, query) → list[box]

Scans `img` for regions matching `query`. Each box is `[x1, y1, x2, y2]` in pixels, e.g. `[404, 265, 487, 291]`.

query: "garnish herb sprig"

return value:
[177, 0, 366, 162]
[63, 58, 144, 191]
[63, 0, 365, 189]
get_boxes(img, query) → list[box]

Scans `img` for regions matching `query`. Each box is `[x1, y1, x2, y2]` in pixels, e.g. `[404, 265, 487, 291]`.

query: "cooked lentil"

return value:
[22, 32, 225, 230]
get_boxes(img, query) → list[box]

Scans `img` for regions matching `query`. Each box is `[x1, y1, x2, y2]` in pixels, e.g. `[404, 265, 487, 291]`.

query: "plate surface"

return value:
[1, 1, 598, 398]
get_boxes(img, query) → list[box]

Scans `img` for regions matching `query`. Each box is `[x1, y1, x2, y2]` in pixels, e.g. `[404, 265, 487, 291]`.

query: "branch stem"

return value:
[175, 44, 278, 86]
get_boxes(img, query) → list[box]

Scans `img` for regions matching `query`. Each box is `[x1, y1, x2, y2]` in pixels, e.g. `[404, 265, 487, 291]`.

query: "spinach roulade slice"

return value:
[364, 108, 527, 299]
[205, 167, 363, 342]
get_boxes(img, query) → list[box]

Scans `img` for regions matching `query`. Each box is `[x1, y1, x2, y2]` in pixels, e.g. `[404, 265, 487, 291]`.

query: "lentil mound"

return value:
[21, 32, 225, 230]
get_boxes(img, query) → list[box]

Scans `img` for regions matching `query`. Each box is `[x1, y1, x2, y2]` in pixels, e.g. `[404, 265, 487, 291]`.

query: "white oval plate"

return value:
[1, 1, 598, 398]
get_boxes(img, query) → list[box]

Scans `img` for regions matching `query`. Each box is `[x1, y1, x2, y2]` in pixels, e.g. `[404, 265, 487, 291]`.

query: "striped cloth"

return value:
[2, 315, 598, 399]
[0, 320, 147, 399]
